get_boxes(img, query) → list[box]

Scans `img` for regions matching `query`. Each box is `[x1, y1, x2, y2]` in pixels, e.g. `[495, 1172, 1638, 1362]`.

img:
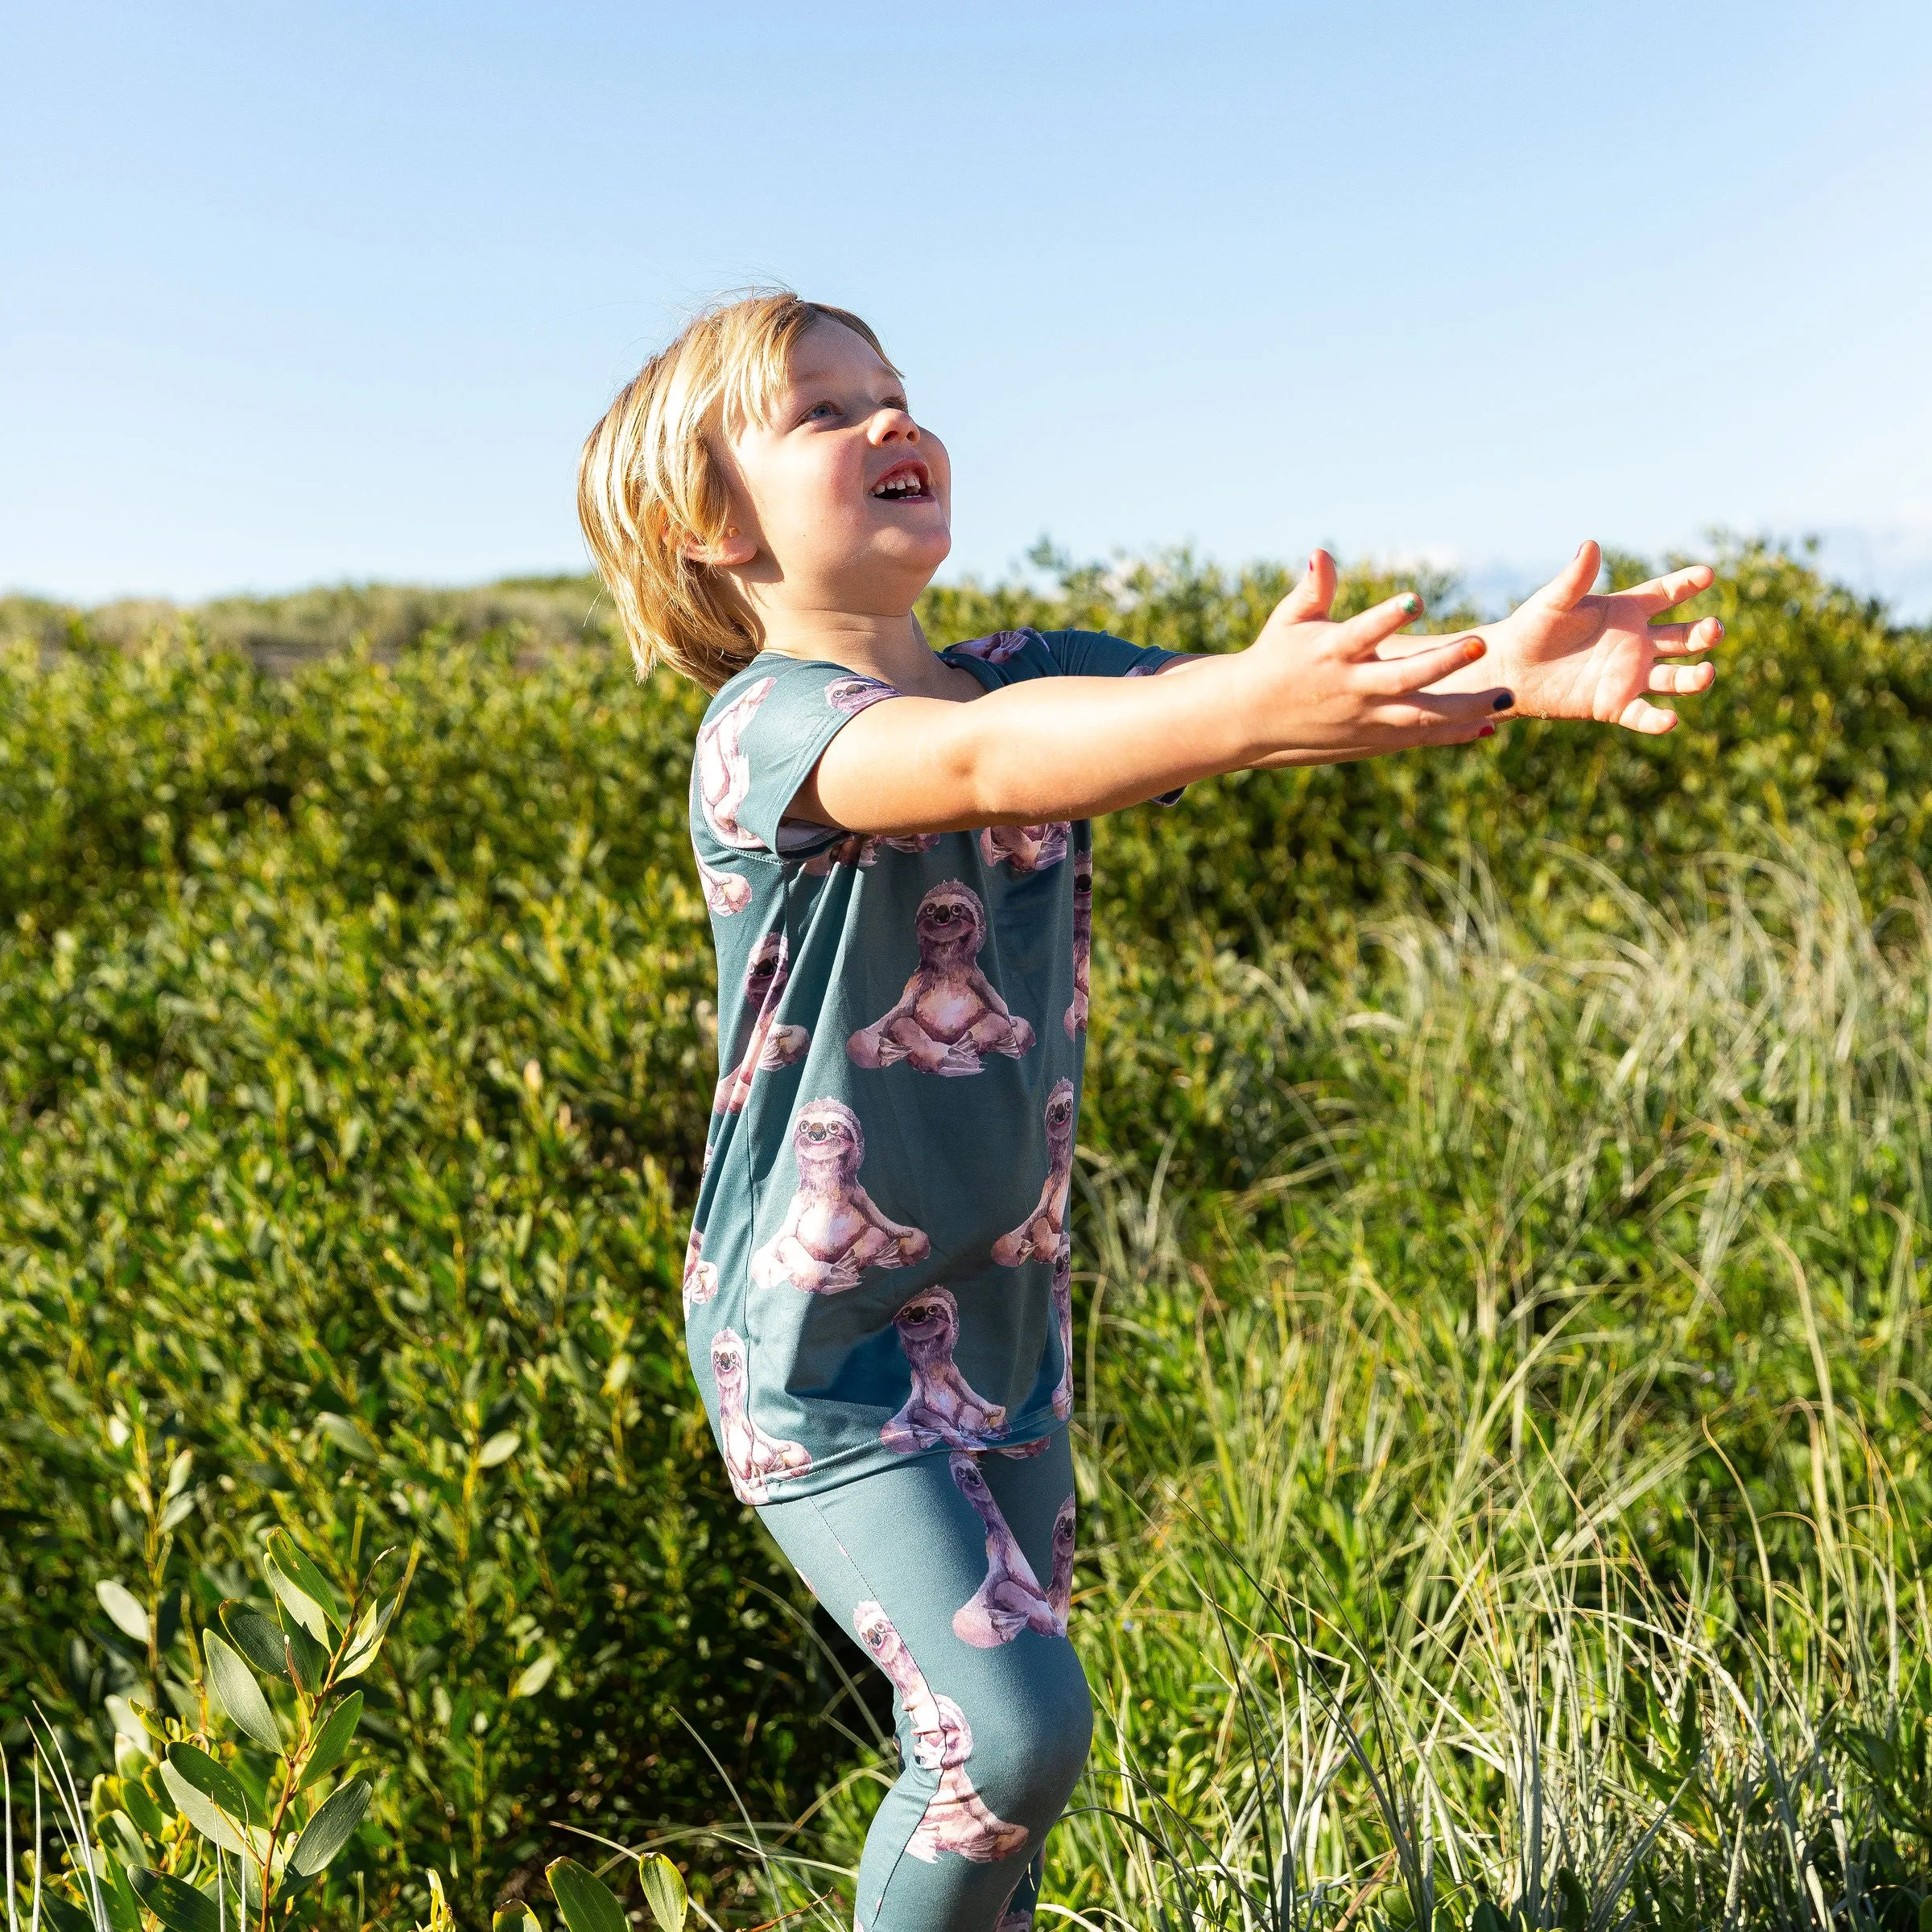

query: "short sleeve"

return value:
[1034, 629, 1187, 679]
[691, 658, 902, 858]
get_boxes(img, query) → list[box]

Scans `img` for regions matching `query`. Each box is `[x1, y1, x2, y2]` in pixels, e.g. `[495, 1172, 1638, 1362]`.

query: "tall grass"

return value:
[1048, 841, 1932, 1929]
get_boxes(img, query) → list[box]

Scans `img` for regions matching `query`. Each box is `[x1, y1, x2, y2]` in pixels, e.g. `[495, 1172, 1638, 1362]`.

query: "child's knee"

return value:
[980, 1652, 1093, 1819]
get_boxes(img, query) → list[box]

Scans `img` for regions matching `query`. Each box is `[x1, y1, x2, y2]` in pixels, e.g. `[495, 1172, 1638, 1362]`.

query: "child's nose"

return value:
[867, 407, 919, 444]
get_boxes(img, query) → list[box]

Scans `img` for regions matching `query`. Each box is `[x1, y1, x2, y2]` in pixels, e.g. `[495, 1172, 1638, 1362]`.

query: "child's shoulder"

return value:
[700, 652, 901, 730]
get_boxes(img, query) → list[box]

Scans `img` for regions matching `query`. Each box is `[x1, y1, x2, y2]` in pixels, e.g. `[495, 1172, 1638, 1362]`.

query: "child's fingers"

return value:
[1355, 631, 1490, 696]
[1337, 588, 1433, 660]
[1272, 549, 1338, 625]
[1616, 698, 1680, 735]
[1527, 539, 1602, 612]
[1627, 563, 1716, 614]
[1646, 662, 1715, 696]
[1646, 616, 1724, 654]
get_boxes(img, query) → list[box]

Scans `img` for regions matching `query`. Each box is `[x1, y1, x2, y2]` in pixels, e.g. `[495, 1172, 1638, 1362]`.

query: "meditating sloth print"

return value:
[799, 829, 941, 876]
[993, 1080, 1075, 1269]
[881, 1287, 1010, 1452]
[1065, 851, 1092, 1038]
[947, 631, 1030, 667]
[825, 675, 902, 716]
[694, 850, 751, 916]
[713, 932, 810, 1115]
[979, 823, 1068, 876]
[852, 1600, 1030, 1864]
[711, 1328, 811, 1503]
[848, 881, 1035, 1076]
[695, 675, 773, 850]
[681, 1226, 718, 1315]
[948, 1451, 1075, 1647]
[750, 1098, 930, 1294]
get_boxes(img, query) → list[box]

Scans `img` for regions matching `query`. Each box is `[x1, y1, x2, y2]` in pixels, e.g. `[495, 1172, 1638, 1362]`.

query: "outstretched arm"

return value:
[799, 585, 1503, 836]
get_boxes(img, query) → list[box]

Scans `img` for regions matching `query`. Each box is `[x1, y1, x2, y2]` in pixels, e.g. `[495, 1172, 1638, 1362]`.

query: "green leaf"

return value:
[546, 1857, 628, 1932]
[494, 1909, 543, 1932]
[220, 1601, 290, 1679]
[95, 1580, 151, 1643]
[129, 1868, 223, 1932]
[299, 1691, 364, 1790]
[121, 1777, 167, 1841]
[163, 1450, 195, 1501]
[161, 1744, 264, 1858]
[287, 1776, 369, 1877]
[204, 1630, 280, 1751]
[336, 1592, 398, 1680]
[1469, 1905, 1508, 1932]
[278, 1600, 332, 1691]
[102, 1810, 147, 1868]
[512, 1654, 555, 1699]
[266, 1530, 344, 1626]
[39, 1889, 97, 1932]
[97, 1852, 142, 1932]
[638, 1853, 688, 1932]
[1556, 1868, 1588, 1932]
[316, 1413, 378, 1462]
[264, 1558, 331, 1644]
[478, 1430, 521, 1468]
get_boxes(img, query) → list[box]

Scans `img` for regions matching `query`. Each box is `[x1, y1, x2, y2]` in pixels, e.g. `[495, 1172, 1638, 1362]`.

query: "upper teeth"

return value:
[873, 474, 920, 497]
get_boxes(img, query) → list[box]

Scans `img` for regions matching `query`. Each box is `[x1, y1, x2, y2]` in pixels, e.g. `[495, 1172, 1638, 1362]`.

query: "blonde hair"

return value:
[577, 291, 896, 691]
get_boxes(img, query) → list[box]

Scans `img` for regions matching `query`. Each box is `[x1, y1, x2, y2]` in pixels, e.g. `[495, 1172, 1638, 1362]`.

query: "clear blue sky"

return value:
[6, 2, 1931, 613]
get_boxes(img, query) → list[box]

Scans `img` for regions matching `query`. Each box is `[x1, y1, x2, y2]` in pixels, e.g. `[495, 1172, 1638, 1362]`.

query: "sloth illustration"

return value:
[711, 1328, 811, 1503]
[880, 1287, 1009, 1452]
[750, 1099, 930, 1294]
[713, 933, 811, 1114]
[1064, 850, 1092, 1038]
[992, 1079, 1075, 1269]
[799, 829, 941, 875]
[1046, 1491, 1076, 1627]
[695, 675, 774, 849]
[948, 631, 1031, 667]
[852, 1600, 1030, 1864]
[1048, 1236, 1075, 1421]
[693, 850, 751, 915]
[681, 1226, 718, 1315]
[978, 822, 1069, 876]
[949, 1452, 1064, 1646]
[848, 881, 1035, 1076]
[826, 675, 902, 716]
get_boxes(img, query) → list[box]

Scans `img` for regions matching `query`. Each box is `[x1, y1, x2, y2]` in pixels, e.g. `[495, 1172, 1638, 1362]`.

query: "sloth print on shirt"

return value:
[848, 882, 1035, 1076]
[750, 1099, 931, 1294]
[713, 932, 811, 1115]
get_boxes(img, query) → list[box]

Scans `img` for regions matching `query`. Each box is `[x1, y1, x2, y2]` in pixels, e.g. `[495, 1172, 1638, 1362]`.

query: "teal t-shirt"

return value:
[683, 627, 1182, 1503]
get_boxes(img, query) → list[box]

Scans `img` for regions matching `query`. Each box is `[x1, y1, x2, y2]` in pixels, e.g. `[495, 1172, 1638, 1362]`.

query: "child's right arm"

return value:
[795, 580, 1499, 836]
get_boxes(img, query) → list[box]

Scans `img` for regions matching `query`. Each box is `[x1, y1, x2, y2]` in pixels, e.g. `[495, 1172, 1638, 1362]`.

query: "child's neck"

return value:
[758, 609, 972, 701]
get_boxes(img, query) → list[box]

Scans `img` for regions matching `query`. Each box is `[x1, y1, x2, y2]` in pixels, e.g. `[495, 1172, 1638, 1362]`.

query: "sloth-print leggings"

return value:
[757, 1429, 1092, 1932]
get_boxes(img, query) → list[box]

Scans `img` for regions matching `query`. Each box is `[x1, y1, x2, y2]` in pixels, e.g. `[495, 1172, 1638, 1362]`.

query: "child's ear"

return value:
[681, 524, 758, 568]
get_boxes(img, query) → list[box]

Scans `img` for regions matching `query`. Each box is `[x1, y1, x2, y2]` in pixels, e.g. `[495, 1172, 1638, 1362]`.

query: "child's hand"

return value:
[1451, 540, 1722, 734]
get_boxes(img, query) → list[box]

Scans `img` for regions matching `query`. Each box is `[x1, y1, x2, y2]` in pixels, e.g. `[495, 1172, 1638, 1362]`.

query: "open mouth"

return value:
[869, 459, 933, 503]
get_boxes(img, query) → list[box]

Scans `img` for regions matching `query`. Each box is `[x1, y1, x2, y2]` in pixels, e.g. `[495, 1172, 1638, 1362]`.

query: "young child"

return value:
[576, 292, 1721, 1932]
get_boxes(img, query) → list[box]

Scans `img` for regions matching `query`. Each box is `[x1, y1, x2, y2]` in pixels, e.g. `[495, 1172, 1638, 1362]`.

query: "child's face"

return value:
[717, 320, 952, 611]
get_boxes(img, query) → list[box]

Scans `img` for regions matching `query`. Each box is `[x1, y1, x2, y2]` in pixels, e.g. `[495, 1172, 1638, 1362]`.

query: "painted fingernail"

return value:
[1478, 724, 1496, 738]
[1307, 552, 1319, 576]
[1463, 636, 1486, 661]
[1398, 592, 1421, 617]
[1493, 691, 1514, 712]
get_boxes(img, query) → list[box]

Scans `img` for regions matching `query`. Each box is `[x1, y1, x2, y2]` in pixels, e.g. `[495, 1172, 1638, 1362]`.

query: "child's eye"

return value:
[802, 401, 837, 423]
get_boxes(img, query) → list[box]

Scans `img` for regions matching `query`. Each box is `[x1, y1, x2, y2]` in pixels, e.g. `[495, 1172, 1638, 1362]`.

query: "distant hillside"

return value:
[0, 573, 617, 671]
